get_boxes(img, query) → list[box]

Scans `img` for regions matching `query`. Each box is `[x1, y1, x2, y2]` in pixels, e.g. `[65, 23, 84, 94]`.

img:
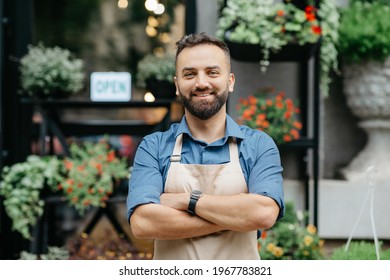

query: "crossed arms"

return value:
[130, 192, 280, 240]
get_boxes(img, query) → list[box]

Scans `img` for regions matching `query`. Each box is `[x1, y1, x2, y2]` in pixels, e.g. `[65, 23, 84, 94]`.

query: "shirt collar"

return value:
[174, 114, 246, 141]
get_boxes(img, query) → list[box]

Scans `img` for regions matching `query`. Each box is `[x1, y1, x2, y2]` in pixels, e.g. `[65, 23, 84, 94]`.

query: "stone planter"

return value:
[340, 57, 390, 181]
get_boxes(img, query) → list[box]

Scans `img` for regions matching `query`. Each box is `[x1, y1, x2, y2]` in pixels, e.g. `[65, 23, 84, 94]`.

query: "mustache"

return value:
[192, 87, 216, 94]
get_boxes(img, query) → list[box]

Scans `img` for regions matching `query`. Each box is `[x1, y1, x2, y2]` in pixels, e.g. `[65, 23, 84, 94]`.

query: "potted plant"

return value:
[136, 53, 176, 99]
[55, 138, 130, 214]
[258, 202, 325, 260]
[19, 42, 85, 98]
[338, 0, 390, 64]
[216, 0, 340, 96]
[337, 0, 390, 181]
[0, 138, 130, 239]
[236, 88, 302, 145]
[0, 155, 63, 239]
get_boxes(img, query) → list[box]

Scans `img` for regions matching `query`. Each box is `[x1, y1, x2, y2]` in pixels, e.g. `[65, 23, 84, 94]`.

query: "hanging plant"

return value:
[0, 155, 63, 239]
[216, 0, 340, 96]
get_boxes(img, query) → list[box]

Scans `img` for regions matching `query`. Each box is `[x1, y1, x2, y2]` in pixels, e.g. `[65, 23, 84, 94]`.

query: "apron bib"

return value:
[153, 134, 260, 260]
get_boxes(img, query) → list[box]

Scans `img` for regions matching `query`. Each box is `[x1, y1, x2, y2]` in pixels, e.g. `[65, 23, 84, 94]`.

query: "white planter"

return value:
[340, 58, 390, 181]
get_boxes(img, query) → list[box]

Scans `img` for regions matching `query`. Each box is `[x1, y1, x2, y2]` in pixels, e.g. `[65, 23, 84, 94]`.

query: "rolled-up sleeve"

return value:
[244, 133, 285, 220]
[126, 134, 164, 222]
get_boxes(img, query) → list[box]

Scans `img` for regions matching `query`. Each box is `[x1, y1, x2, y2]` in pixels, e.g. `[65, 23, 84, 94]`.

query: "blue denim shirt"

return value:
[127, 114, 284, 222]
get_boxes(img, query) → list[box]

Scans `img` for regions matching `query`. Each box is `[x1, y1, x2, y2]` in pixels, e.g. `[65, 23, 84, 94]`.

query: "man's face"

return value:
[174, 44, 235, 120]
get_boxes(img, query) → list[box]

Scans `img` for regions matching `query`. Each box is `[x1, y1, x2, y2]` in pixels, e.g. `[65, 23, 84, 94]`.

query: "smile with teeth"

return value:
[193, 91, 214, 97]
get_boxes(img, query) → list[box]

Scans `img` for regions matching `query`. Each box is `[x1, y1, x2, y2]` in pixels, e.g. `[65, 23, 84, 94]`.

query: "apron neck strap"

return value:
[170, 134, 183, 162]
[170, 134, 240, 163]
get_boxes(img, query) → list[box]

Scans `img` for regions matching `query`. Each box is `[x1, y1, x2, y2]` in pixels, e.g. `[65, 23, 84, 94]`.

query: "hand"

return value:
[160, 193, 189, 211]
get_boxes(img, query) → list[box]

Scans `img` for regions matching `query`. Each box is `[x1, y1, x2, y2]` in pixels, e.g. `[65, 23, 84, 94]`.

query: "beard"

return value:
[179, 88, 229, 120]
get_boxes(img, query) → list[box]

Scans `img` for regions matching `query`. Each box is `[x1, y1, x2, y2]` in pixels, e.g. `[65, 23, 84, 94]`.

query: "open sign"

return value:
[90, 72, 131, 101]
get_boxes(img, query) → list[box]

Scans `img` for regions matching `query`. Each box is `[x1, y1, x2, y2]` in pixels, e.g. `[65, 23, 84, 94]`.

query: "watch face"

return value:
[192, 190, 202, 195]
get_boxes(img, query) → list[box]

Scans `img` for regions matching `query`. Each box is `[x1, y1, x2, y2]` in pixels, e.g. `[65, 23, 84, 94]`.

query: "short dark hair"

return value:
[175, 32, 231, 64]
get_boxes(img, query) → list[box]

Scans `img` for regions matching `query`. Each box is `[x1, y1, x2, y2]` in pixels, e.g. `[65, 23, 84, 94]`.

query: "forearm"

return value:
[130, 203, 226, 240]
[161, 192, 279, 232]
[196, 193, 279, 231]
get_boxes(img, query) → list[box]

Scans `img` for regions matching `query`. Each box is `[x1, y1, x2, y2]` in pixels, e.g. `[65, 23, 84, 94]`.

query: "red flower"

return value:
[305, 5, 316, 13]
[277, 10, 285, 17]
[305, 13, 316, 22]
[283, 135, 292, 142]
[66, 179, 74, 185]
[311, 25, 322, 35]
[83, 199, 91, 206]
[95, 162, 103, 174]
[248, 95, 257, 105]
[242, 108, 253, 120]
[290, 129, 300, 140]
[64, 159, 73, 170]
[293, 121, 303, 130]
[107, 150, 116, 162]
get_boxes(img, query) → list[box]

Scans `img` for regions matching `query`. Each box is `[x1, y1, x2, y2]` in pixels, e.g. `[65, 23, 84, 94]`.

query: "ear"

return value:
[228, 73, 235, 93]
[174, 76, 179, 96]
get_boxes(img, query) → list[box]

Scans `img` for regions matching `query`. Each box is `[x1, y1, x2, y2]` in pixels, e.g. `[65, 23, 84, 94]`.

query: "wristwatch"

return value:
[187, 189, 203, 216]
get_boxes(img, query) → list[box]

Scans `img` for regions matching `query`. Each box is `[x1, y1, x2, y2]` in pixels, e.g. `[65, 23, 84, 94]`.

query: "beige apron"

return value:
[153, 134, 260, 260]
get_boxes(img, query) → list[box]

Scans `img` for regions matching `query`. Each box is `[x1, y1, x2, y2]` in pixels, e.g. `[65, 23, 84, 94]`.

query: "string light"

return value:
[144, 0, 170, 46]
[154, 3, 165, 15]
[145, 25, 158, 37]
[118, 0, 128, 9]
[145, 0, 158, 11]
[160, 32, 171, 43]
[144, 92, 156, 102]
[148, 16, 159, 28]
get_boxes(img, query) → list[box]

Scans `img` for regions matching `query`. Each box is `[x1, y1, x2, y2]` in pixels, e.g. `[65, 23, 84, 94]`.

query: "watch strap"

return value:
[187, 190, 202, 216]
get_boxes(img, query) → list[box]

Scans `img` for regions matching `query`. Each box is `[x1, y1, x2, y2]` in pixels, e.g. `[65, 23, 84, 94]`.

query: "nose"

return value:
[195, 72, 209, 89]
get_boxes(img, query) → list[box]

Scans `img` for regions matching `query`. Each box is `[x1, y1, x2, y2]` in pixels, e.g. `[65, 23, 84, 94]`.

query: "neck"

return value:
[185, 109, 227, 144]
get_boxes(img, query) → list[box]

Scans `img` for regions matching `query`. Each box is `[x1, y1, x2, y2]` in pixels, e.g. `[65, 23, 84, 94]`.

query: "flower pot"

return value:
[145, 78, 177, 100]
[340, 57, 390, 181]
[225, 39, 319, 62]
[283, 0, 308, 10]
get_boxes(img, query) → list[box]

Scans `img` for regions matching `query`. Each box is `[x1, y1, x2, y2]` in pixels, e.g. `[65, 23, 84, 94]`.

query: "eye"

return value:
[208, 70, 219, 77]
[183, 72, 195, 79]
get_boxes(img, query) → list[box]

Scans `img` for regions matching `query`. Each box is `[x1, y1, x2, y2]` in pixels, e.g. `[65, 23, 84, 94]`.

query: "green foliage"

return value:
[0, 137, 130, 239]
[216, 0, 340, 96]
[331, 241, 390, 260]
[136, 53, 176, 88]
[338, 1, 390, 63]
[19, 43, 85, 97]
[259, 201, 325, 260]
[0, 156, 63, 239]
